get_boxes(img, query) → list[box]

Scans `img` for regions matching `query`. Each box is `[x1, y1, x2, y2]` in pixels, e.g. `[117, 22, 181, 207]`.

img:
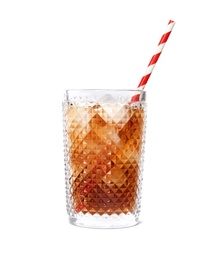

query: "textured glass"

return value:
[63, 90, 146, 228]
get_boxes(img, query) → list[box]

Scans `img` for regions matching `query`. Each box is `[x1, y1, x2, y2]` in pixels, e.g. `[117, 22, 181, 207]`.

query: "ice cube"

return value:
[98, 94, 117, 104]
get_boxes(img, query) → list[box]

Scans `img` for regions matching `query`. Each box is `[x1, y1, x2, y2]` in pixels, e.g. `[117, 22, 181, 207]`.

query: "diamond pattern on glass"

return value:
[63, 99, 146, 217]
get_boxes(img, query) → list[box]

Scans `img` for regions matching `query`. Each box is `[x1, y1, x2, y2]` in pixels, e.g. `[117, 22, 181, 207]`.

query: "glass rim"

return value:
[65, 89, 145, 92]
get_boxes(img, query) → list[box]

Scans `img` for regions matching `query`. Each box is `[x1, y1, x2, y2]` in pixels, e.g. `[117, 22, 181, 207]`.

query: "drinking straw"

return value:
[132, 20, 175, 101]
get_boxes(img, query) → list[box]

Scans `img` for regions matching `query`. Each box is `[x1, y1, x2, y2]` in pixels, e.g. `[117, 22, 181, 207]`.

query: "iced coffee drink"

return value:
[63, 90, 146, 228]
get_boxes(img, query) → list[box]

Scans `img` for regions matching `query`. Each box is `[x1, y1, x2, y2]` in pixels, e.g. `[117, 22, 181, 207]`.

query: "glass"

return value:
[62, 89, 146, 228]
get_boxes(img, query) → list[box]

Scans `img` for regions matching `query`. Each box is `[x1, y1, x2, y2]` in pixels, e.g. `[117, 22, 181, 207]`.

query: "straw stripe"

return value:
[148, 53, 161, 66]
[139, 74, 151, 86]
[158, 31, 171, 45]
[145, 64, 155, 75]
[138, 20, 175, 90]
[155, 43, 166, 54]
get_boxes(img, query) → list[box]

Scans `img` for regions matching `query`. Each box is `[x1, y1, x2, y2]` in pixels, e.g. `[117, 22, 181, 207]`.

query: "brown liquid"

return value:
[66, 103, 144, 215]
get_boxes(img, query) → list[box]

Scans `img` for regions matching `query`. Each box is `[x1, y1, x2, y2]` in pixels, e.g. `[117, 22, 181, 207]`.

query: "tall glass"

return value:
[62, 89, 146, 228]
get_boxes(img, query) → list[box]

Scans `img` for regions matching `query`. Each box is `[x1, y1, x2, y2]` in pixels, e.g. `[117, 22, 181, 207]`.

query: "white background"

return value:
[0, 1, 211, 259]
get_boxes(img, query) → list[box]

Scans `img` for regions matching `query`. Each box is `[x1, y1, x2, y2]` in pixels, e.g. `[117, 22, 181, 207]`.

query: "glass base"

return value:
[69, 213, 139, 229]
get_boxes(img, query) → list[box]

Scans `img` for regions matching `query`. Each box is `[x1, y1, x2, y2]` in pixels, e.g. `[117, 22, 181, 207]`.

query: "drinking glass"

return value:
[62, 89, 146, 228]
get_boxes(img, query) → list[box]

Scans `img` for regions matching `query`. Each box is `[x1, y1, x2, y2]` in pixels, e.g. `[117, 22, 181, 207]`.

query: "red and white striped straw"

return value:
[138, 20, 175, 90]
